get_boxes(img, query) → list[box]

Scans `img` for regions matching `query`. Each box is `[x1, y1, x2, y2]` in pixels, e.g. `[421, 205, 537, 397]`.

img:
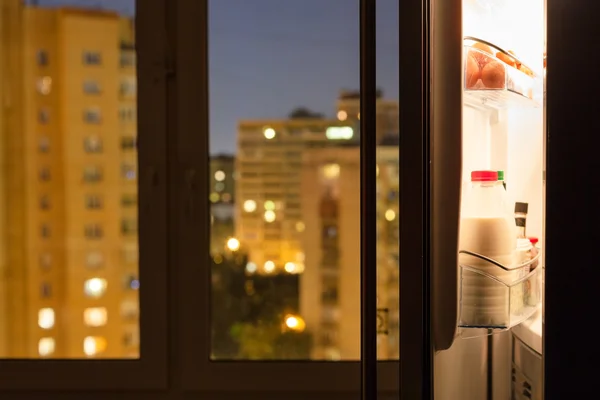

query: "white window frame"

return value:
[173, 0, 399, 395]
[0, 0, 168, 391]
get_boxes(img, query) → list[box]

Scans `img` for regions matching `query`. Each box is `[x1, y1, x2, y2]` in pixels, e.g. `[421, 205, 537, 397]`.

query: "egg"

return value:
[465, 54, 481, 88]
[508, 50, 522, 69]
[519, 65, 534, 77]
[496, 52, 517, 68]
[472, 42, 494, 67]
[481, 61, 505, 89]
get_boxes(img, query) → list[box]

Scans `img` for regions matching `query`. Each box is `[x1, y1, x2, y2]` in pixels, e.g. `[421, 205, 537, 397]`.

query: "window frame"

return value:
[0, 0, 169, 391]
[172, 0, 399, 394]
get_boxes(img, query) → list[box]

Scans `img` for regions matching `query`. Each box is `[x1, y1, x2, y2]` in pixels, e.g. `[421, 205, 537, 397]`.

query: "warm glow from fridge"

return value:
[463, 0, 545, 73]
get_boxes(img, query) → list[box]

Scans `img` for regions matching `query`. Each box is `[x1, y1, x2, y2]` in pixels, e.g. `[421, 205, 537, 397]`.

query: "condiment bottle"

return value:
[528, 237, 539, 271]
[514, 202, 529, 238]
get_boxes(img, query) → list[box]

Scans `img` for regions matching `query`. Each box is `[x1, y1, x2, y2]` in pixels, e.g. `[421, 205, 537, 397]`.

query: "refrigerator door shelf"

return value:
[457, 249, 542, 336]
[464, 38, 542, 110]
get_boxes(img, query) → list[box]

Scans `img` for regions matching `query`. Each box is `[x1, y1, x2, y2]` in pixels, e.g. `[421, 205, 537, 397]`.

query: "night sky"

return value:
[35, 0, 399, 154]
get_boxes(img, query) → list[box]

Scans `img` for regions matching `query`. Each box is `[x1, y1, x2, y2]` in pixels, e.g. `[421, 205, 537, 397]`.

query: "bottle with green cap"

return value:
[497, 170, 506, 190]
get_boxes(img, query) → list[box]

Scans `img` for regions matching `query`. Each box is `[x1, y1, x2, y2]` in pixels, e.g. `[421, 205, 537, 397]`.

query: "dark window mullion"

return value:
[359, 0, 378, 399]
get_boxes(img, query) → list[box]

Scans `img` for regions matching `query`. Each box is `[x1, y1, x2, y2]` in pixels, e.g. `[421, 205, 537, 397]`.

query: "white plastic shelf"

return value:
[463, 37, 542, 110]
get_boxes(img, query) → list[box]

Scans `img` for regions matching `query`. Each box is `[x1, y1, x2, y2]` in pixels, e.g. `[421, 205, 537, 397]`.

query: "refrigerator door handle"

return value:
[430, 0, 463, 351]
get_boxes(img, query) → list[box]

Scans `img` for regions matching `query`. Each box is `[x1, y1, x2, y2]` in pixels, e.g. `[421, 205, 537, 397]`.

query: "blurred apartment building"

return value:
[0, 4, 138, 358]
[235, 94, 399, 359]
[299, 137, 399, 360]
[235, 94, 398, 275]
[335, 89, 399, 144]
[210, 154, 235, 254]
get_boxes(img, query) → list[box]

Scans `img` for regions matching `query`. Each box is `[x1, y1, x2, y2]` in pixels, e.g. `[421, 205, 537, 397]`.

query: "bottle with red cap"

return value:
[459, 170, 519, 326]
[528, 237, 539, 270]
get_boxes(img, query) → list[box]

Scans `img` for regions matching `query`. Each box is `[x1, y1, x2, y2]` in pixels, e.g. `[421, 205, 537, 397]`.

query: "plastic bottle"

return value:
[497, 170, 506, 190]
[514, 202, 529, 238]
[459, 170, 518, 327]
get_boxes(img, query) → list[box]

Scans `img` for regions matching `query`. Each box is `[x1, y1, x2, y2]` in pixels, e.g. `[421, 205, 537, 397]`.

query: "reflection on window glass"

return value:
[0, 1, 138, 359]
[209, 0, 399, 360]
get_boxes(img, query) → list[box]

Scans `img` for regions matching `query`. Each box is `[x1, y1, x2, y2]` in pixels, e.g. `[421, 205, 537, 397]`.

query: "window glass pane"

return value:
[209, 0, 398, 361]
[375, 0, 399, 361]
[0, 1, 138, 359]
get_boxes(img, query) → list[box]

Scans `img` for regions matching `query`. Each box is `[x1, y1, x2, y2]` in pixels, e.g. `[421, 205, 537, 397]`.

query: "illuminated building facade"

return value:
[299, 137, 399, 360]
[0, 5, 138, 358]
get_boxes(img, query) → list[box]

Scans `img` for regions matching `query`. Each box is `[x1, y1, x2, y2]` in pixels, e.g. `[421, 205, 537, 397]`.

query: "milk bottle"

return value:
[459, 170, 518, 327]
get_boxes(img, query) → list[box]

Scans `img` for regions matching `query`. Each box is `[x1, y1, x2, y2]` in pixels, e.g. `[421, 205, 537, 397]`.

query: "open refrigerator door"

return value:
[433, 0, 546, 399]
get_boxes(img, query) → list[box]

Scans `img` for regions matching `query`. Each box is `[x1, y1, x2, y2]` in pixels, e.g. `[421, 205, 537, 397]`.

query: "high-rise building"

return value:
[0, 0, 24, 359]
[299, 136, 399, 360]
[235, 116, 357, 275]
[0, 5, 138, 358]
[235, 96, 398, 278]
[210, 154, 235, 253]
[210, 154, 235, 204]
[335, 89, 399, 144]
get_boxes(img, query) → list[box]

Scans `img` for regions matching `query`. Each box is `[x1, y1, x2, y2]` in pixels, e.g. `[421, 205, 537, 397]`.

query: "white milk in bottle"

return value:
[459, 170, 518, 327]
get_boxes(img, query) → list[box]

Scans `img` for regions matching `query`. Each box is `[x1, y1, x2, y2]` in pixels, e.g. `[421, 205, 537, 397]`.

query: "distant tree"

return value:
[288, 107, 324, 119]
[210, 253, 247, 359]
[232, 319, 313, 360]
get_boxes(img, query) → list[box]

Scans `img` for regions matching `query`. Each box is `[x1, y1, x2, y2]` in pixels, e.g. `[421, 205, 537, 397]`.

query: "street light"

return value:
[283, 314, 306, 333]
[226, 237, 240, 252]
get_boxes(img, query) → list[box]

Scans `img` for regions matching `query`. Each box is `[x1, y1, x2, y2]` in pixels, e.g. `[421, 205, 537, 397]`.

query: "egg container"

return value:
[463, 37, 542, 110]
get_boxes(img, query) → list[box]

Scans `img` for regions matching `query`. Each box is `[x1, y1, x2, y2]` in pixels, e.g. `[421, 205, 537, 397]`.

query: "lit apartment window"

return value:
[39, 167, 51, 181]
[82, 51, 102, 65]
[84, 277, 107, 298]
[120, 51, 135, 67]
[122, 243, 139, 263]
[122, 326, 140, 347]
[120, 300, 139, 320]
[83, 224, 104, 239]
[124, 275, 140, 290]
[38, 108, 50, 124]
[37, 50, 49, 66]
[40, 195, 50, 210]
[322, 225, 338, 239]
[121, 219, 138, 235]
[84, 136, 103, 153]
[40, 224, 51, 238]
[36, 76, 52, 95]
[86, 251, 104, 269]
[119, 106, 136, 122]
[83, 336, 107, 357]
[39, 136, 50, 153]
[83, 166, 103, 182]
[38, 308, 55, 329]
[321, 306, 340, 323]
[84, 224, 103, 239]
[84, 307, 107, 327]
[121, 136, 136, 150]
[85, 194, 103, 210]
[41, 282, 52, 298]
[38, 337, 55, 357]
[321, 287, 339, 303]
[39, 253, 52, 269]
[83, 107, 102, 124]
[121, 163, 136, 180]
[120, 77, 137, 96]
[121, 193, 137, 207]
[83, 80, 101, 94]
